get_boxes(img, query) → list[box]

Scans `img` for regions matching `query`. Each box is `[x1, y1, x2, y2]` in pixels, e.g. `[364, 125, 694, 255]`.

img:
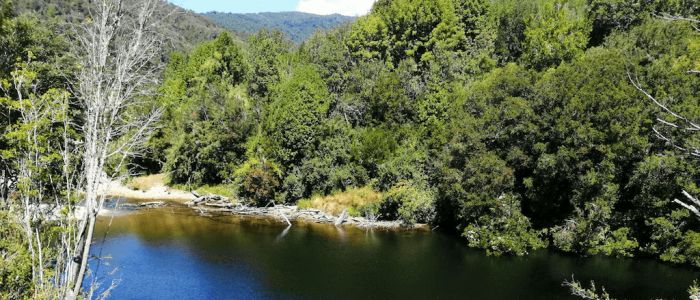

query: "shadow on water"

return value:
[85, 206, 700, 299]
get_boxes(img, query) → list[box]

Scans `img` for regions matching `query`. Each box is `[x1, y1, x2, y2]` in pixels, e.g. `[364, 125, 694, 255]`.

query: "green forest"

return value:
[146, 0, 700, 263]
[1, 0, 700, 298]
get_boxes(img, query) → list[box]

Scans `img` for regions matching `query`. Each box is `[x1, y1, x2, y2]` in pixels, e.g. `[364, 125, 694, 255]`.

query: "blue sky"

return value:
[169, 0, 376, 16]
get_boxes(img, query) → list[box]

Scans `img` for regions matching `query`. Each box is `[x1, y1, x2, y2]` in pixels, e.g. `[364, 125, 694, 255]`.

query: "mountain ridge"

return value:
[15, 0, 226, 51]
[202, 11, 356, 43]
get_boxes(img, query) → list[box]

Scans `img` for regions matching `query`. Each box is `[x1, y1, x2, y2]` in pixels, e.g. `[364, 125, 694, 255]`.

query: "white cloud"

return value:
[296, 0, 377, 16]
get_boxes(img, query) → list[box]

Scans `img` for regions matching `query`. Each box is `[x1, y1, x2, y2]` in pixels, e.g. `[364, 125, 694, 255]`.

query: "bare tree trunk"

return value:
[71, 209, 97, 297]
[630, 66, 700, 217]
[628, 17, 700, 218]
[3, 62, 82, 298]
[69, 0, 165, 296]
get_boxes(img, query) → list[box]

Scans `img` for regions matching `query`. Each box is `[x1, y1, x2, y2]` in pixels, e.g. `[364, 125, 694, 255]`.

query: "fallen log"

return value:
[138, 201, 165, 208]
[335, 209, 349, 226]
[187, 193, 231, 207]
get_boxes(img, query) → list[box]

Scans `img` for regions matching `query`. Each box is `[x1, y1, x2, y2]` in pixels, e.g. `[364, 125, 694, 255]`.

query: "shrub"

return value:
[278, 171, 305, 204]
[593, 227, 639, 258]
[0, 212, 32, 299]
[679, 231, 700, 268]
[378, 181, 436, 225]
[462, 193, 546, 256]
[237, 159, 282, 206]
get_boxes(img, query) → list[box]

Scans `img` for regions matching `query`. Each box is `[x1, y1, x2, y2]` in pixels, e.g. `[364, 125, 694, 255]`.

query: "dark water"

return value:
[85, 205, 699, 299]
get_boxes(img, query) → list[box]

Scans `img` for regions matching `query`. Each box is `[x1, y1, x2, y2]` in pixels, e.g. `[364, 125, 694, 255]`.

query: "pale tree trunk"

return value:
[630, 75, 700, 216]
[567, 15, 700, 300]
[68, 0, 166, 297]
[0, 59, 67, 297]
[627, 14, 700, 218]
[630, 82, 700, 216]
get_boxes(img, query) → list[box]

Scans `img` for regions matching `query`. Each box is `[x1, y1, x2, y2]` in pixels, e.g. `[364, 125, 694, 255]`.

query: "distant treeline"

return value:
[203, 11, 355, 43]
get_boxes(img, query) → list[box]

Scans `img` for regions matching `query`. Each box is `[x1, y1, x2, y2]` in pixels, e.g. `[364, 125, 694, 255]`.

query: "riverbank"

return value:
[101, 195, 427, 230]
[187, 199, 429, 230]
[103, 176, 196, 202]
[105, 174, 426, 230]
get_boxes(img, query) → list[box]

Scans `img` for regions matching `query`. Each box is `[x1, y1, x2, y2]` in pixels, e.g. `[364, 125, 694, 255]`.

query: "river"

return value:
[85, 203, 699, 299]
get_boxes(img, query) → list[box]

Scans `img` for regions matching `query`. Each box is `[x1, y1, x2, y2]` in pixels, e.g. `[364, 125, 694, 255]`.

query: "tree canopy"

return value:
[4, 2, 700, 290]
[141, 0, 700, 262]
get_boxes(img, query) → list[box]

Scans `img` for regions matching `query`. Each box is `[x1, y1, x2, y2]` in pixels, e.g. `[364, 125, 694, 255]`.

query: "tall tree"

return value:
[630, 16, 700, 217]
[69, 0, 165, 296]
[159, 32, 251, 186]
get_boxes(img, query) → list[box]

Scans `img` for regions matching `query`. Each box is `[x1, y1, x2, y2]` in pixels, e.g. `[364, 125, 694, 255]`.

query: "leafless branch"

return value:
[673, 191, 700, 218]
[68, 0, 170, 297]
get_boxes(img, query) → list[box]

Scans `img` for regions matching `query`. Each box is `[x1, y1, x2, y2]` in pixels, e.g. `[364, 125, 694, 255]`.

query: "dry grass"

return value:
[126, 173, 167, 191]
[189, 184, 238, 200]
[298, 186, 382, 216]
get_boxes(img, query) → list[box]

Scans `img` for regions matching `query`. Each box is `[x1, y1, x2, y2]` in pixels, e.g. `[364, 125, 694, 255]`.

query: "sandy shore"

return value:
[103, 180, 196, 202]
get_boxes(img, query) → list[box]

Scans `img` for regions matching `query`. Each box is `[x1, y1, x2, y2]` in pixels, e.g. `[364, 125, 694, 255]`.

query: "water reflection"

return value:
[87, 207, 700, 299]
[276, 224, 292, 241]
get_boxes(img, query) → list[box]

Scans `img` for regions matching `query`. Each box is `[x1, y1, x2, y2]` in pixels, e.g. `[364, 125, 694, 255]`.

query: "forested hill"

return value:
[143, 0, 700, 269]
[15, 0, 225, 50]
[3, 0, 700, 297]
[202, 12, 355, 43]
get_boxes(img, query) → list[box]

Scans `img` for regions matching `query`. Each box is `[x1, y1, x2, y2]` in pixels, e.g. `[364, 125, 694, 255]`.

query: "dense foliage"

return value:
[204, 11, 355, 43]
[0, 0, 235, 297]
[3, 0, 700, 297]
[148, 0, 700, 262]
[17, 0, 224, 50]
[3, 1, 700, 291]
[0, 0, 78, 297]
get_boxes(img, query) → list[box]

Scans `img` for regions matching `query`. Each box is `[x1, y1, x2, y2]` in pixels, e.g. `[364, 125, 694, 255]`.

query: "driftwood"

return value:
[279, 211, 292, 226]
[118, 201, 166, 210]
[335, 209, 349, 226]
[138, 201, 165, 208]
[186, 203, 426, 230]
[187, 192, 232, 208]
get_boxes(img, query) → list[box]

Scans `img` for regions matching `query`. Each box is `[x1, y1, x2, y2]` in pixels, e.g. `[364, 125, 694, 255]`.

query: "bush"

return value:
[679, 231, 700, 268]
[462, 193, 546, 256]
[593, 227, 639, 258]
[278, 171, 305, 204]
[438, 151, 545, 256]
[0, 212, 32, 299]
[237, 159, 282, 207]
[378, 181, 436, 225]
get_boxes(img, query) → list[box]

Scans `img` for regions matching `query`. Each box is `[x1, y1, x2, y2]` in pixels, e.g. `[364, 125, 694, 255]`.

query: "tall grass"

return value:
[298, 186, 382, 216]
[126, 173, 168, 191]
